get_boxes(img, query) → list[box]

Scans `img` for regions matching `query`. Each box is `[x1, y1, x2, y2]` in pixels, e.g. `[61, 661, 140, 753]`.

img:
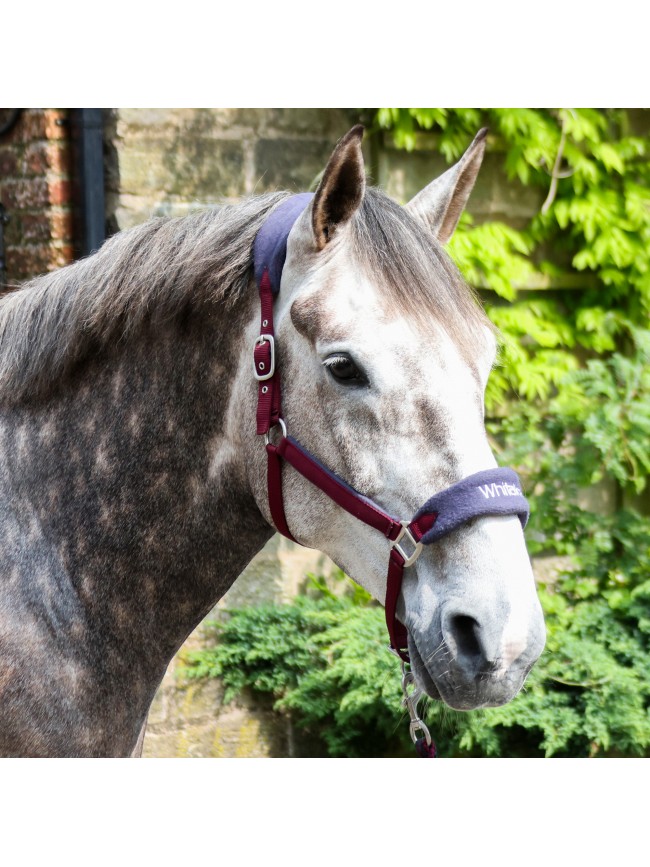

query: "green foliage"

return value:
[373, 108, 650, 411]
[182, 565, 650, 757]
[182, 594, 409, 757]
[556, 332, 650, 493]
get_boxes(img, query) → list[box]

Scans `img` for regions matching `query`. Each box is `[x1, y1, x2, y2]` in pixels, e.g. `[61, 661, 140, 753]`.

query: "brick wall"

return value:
[0, 108, 74, 287]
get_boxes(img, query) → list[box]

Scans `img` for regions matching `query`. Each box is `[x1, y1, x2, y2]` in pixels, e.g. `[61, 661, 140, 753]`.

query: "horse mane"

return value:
[0, 192, 290, 404]
[0, 186, 491, 406]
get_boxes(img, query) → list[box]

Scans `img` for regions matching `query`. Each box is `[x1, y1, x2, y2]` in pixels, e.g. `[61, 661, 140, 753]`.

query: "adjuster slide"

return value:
[391, 521, 423, 567]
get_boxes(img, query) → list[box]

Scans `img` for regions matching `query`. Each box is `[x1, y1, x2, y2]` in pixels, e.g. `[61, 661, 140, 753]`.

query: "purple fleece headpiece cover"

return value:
[253, 193, 314, 294]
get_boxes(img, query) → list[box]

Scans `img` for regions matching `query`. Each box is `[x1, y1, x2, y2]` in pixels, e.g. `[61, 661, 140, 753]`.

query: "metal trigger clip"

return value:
[389, 648, 433, 748]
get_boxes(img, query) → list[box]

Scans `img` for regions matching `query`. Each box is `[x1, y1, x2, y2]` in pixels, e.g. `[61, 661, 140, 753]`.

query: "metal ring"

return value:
[264, 418, 287, 446]
[409, 719, 432, 747]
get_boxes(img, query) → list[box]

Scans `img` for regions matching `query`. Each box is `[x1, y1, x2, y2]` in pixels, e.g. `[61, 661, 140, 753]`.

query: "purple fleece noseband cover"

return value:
[415, 468, 529, 545]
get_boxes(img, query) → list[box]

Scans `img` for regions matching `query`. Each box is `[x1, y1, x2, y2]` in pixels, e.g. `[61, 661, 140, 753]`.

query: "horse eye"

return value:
[323, 353, 367, 385]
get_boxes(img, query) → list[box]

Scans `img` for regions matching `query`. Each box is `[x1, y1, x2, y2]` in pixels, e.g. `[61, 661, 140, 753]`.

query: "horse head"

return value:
[242, 126, 545, 711]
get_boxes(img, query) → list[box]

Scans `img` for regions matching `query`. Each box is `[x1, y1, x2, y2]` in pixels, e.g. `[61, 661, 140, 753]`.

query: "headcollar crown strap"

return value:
[253, 193, 314, 294]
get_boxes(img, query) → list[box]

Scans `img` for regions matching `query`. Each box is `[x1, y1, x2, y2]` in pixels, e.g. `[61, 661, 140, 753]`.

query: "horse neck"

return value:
[1, 286, 272, 670]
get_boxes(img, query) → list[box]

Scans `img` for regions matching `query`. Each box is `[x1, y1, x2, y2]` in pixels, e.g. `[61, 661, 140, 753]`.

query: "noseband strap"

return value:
[253, 196, 529, 662]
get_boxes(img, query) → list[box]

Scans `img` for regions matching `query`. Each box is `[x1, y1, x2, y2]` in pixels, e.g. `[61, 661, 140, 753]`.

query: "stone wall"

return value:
[105, 108, 363, 231]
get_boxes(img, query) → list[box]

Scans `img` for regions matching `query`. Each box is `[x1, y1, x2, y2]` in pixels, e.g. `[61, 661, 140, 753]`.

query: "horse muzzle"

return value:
[405, 558, 547, 710]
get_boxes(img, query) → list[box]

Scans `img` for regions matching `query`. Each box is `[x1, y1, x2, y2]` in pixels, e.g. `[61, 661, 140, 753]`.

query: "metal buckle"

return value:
[253, 334, 275, 381]
[391, 521, 423, 567]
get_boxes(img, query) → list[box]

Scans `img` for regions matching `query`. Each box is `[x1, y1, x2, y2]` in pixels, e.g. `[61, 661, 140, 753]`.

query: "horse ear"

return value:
[405, 128, 488, 244]
[312, 125, 366, 251]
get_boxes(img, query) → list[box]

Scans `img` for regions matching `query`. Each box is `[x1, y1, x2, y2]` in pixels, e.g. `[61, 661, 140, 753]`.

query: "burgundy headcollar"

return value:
[252, 195, 529, 662]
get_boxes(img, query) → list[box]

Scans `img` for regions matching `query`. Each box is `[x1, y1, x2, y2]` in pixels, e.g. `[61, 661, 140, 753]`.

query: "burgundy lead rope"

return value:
[252, 195, 530, 757]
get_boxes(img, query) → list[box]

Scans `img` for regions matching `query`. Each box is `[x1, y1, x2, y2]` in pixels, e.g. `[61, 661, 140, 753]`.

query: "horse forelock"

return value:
[350, 189, 494, 355]
[0, 192, 291, 405]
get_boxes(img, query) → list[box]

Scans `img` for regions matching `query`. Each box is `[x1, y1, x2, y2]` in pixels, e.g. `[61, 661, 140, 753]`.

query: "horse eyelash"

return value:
[321, 355, 349, 368]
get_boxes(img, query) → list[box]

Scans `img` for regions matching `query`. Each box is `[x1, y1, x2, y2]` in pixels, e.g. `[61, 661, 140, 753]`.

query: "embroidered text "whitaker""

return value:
[478, 481, 523, 499]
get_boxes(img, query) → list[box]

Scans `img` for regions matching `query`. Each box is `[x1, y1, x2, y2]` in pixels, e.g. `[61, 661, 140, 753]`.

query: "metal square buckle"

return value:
[253, 334, 275, 381]
[391, 521, 423, 567]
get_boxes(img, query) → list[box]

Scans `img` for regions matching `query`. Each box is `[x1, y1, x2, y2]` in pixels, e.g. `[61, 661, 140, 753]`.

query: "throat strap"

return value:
[274, 436, 403, 540]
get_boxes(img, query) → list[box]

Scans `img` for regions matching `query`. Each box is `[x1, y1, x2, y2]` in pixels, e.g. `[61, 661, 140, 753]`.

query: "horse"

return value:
[0, 125, 546, 757]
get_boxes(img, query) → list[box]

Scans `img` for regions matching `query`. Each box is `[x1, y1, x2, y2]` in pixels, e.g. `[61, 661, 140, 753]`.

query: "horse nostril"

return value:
[449, 614, 482, 661]
[442, 609, 504, 676]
